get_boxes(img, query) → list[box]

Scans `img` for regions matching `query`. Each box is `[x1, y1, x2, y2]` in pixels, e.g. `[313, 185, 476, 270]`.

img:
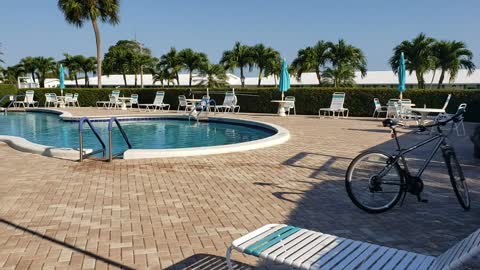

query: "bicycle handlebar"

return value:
[383, 108, 465, 132]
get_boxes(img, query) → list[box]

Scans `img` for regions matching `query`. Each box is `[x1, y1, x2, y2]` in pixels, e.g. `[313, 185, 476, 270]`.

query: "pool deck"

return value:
[0, 108, 479, 269]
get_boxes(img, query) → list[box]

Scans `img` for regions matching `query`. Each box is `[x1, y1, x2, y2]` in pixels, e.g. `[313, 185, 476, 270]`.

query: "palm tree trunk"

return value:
[123, 73, 127, 86]
[91, 17, 102, 89]
[430, 69, 436, 89]
[74, 74, 78, 87]
[438, 69, 446, 89]
[274, 75, 277, 87]
[315, 69, 321, 85]
[415, 71, 424, 89]
[31, 71, 36, 83]
[85, 71, 89, 87]
[240, 67, 245, 87]
[176, 72, 180, 86]
[134, 73, 137, 87]
[189, 71, 192, 87]
[257, 68, 263, 86]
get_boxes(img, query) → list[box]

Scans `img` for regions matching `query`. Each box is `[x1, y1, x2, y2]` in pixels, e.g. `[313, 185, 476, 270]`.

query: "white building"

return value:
[40, 69, 480, 89]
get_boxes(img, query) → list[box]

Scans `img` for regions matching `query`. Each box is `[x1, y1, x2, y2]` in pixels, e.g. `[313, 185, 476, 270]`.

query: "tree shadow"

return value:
[0, 218, 135, 270]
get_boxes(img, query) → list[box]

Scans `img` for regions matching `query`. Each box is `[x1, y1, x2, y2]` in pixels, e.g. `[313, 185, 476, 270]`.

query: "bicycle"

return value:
[345, 109, 470, 214]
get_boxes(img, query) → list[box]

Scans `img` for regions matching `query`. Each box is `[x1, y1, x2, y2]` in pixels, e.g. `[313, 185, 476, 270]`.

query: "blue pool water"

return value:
[0, 112, 275, 155]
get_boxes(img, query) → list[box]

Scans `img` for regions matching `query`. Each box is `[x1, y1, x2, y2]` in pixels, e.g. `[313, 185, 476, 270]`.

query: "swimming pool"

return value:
[0, 111, 288, 159]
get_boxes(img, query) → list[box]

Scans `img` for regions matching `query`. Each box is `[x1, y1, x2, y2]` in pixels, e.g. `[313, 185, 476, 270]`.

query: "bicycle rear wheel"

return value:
[345, 151, 404, 214]
[444, 149, 470, 210]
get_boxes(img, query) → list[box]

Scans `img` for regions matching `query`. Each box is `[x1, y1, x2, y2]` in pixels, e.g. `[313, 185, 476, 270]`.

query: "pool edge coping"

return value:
[1, 108, 290, 160]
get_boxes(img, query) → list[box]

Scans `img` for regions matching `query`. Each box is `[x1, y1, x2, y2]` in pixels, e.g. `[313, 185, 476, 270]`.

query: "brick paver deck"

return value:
[0, 108, 479, 269]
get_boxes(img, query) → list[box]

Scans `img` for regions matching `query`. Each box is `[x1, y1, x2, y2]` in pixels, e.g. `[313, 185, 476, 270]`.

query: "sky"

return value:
[1, 0, 479, 73]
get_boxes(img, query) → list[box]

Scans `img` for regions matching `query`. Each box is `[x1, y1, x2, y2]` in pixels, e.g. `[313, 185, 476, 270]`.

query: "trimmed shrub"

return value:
[16, 87, 480, 122]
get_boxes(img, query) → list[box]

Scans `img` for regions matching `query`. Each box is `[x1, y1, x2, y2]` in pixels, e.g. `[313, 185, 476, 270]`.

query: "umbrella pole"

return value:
[281, 92, 284, 101]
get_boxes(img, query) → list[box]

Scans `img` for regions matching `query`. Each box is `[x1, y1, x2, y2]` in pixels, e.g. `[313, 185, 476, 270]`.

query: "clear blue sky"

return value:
[1, 0, 479, 72]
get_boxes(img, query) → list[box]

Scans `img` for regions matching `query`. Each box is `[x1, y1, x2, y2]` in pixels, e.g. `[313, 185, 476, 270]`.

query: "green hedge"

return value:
[0, 84, 18, 106]
[17, 87, 480, 122]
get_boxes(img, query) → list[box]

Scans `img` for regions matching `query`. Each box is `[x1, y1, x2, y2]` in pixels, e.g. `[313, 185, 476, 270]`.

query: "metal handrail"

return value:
[188, 98, 216, 122]
[79, 117, 106, 162]
[0, 94, 23, 114]
[107, 117, 133, 161]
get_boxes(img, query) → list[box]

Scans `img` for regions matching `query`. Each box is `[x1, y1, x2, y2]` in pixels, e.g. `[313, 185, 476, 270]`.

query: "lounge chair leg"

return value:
[226, 246, 234, 270]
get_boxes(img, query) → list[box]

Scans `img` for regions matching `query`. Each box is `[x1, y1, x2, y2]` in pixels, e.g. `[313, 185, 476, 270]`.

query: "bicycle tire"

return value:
[444, 149, 471, 210]
[345, 151, 404, 214]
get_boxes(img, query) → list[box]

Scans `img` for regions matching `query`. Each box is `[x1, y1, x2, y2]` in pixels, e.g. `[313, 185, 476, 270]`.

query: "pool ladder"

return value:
[0, 94, 21, 115]
[188, 98, 216, 122]
[78, 117, 132, 162]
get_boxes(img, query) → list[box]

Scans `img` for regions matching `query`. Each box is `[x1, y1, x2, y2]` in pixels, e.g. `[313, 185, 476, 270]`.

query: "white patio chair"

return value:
[64, 93, 74, 107]
[284, 96, 296, 115]
[72, 93, 80, 107]
[319, 92, 349, 118]
[96, 90, 120, 109]
[177, 95, 194, 112]
[428, 94, 452, 120]
[139, 91, 170, 112]
[372, 98, 387, 118]
[44, 93, 57, 107]
[227, 224, 480, 270]
[216, 92, 240, 113]
[126, 94, 140, 111]
[14, 90, 38, 108]
[393, 102, 421, 124]
[107, 94, 122, 110]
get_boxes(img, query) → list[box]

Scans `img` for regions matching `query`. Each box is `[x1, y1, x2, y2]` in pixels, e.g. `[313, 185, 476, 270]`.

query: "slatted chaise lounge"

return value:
[226, 224, 480, 270]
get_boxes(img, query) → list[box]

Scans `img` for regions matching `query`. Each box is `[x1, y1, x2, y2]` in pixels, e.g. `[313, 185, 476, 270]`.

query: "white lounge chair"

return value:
[373, 98, 387, 118]
[284, 96, 296, 115]
[428, 94, 452, 120]
[177, 95, 194, 112]
[227, 224, 480, 270]
[14, 90, 38, 108]
[126, 94, 140, 111]
[64, 93, 74, 107]
[96, 90, 120, 109]
[319, 92, 349, 118]
[72, 93, 80, 107]
[139, 91, 170, 112]
[216, 92, 240, 113]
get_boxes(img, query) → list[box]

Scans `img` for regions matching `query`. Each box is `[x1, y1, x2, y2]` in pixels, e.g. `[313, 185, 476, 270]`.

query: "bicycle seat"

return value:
[382, 118, 401, 128]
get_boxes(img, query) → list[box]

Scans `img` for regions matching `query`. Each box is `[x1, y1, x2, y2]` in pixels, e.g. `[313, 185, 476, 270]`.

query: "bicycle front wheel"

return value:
[346, 151, 404, 214]
[444, 149, 470, 210]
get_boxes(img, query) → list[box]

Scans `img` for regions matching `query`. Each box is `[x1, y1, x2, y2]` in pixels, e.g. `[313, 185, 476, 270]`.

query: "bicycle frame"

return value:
[379, 127, 449, 182]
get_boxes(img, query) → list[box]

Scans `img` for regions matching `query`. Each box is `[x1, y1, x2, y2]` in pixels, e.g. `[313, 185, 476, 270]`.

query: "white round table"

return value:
[271, 100, 289, 117]
[410, 108, 445, 124]
[118, 97, 131, 110]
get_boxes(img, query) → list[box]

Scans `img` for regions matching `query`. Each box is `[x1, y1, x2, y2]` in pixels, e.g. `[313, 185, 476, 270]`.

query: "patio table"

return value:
[410, 108, 445, 124]
[117, 97, 131, 111]
[271, 100, 288, 117]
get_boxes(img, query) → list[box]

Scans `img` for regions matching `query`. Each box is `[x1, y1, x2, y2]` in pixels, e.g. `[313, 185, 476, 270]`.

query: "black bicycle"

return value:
[345, 109, 470, 214]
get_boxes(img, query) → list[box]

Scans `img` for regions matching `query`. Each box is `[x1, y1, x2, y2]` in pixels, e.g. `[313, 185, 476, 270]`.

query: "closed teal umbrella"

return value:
[398, 52, 406, 99]
[59, 64, 65, 96]
[279, 58, 290, 100]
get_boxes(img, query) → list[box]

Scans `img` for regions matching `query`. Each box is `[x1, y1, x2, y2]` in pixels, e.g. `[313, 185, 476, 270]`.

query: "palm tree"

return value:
[159, 47, 182, 86]
[264, 55, 282, 87]
[178, 48, 208, 87]
[61, 53, 81, 86]
[0, 43, 4, 64]
[199, 63, 228, 88]
[390, 33, 436, 89]
[3, 65, 24, 84]
[74, 55, 96, 86]
[323, 65, 356, 87]
[153, 67, 175, 87]
[57, 0, 120, 89]
[20, 57, 38, 83]
[251, 44, 280, 86]
[326, 39, 367, 87]
[220, 42, 254, 87]
[290, 41, 330, 85]
[432, 40, 475, 88]
[33, 57, 56, 88]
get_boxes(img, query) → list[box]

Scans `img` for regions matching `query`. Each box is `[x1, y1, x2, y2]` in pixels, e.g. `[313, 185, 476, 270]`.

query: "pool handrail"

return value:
[107, 117, 133, 161]
[0, 94, 24, 114]
[78, 117, 106, 162]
